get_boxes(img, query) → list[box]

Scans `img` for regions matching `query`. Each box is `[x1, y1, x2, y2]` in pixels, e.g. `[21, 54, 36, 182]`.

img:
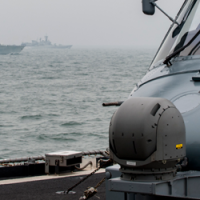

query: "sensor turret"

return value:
[109, 97, 186, 181]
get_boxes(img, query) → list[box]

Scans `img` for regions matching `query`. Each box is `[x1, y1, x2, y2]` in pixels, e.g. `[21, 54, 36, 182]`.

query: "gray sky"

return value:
[0, 0, 184, 47]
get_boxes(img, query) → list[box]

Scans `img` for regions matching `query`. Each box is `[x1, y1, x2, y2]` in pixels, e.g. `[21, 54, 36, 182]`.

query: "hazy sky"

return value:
[0, 0, 184, 47]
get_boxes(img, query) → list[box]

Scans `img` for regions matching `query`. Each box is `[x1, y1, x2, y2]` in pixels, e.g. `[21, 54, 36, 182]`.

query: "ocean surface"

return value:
[0, 47, 156, 159]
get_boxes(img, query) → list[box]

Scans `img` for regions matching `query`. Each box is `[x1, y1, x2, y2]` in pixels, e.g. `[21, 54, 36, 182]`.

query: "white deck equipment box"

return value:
[45, 151, 82, 174]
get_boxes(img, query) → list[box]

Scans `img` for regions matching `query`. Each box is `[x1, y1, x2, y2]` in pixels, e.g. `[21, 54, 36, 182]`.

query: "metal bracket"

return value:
[151, 0, 179, 25]
[55, 160, 60, 174]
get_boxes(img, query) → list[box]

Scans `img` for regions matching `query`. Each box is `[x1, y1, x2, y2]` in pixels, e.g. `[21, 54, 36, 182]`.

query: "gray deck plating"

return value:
[0, 171, 106, 200]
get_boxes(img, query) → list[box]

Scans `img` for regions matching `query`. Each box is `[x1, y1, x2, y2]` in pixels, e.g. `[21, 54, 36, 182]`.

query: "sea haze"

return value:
[0, 47, 155, 159]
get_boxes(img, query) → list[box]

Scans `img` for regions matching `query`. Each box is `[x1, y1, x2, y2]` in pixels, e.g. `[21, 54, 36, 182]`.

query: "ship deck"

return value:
[0, 169, 105, 200]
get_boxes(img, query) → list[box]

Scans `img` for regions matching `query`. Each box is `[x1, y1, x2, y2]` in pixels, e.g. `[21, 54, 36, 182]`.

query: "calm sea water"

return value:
[0, 47, 155, 159]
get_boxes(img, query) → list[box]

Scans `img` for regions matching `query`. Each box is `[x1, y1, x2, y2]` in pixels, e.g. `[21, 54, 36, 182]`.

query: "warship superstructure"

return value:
[22, 36, 72, 49]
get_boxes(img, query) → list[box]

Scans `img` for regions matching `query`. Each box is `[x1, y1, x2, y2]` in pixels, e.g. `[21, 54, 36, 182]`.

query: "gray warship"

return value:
[22, 36, 72, 49]
[0, 44, 25, 55]
[1, 0, 200, 200]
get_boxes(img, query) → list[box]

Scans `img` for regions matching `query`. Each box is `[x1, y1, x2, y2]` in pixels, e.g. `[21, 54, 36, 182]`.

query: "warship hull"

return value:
[24, 45, 72, 49]
[53, 45, 72, 49]
[0, 45, 25, 55]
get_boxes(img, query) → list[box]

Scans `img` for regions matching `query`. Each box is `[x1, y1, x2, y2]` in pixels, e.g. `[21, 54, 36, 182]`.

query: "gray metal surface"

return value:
[107, 171, 200, 199]
[128, 58, 200, 170]
[109, 97, 185, 180]
[106, 165, 200, 200]
[109, 97, 185, 162]
[106, 165, 124, 200]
